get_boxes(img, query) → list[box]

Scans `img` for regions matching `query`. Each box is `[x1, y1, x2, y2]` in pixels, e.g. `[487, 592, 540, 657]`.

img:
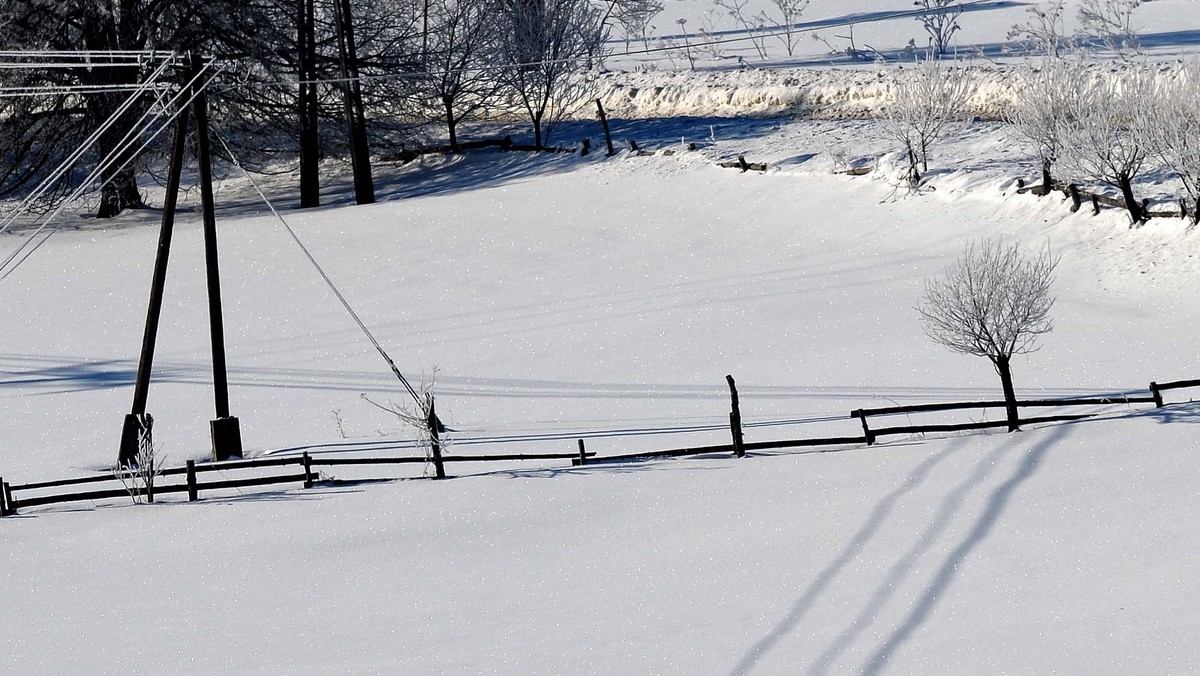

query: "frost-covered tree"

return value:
[1007, 61, 1078, 192]
[612, 0, 663, 52]
[1058, 69, 1155, 223]
[1137, 63, 1200, 223]
[1006, 0, 1071, 58]
[914, 0, 963, 56]
[769, 0, 811, 57]
[919, 240, 1059, 433]
[497, 0, 607, 149]
[881, 54, 971, 186]
[1077, 0, 1142, 59]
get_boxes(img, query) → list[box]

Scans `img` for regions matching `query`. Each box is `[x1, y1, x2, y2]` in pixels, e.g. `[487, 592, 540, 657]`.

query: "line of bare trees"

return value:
[0, 0, 622, 216]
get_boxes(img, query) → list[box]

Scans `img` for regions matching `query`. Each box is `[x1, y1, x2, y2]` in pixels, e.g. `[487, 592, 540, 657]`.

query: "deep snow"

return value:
[4, 0, 1200, 672]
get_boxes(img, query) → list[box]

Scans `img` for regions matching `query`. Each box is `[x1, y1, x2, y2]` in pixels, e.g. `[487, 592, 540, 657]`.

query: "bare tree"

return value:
[914, 0, 963, 56]
[1006, 60, 1077, 192]
[768, 0, 811, 57]
[1058, 69, 1155, 223]
[424, 0, 503, 151]
[881, 54, 971, 186]
[497, 0, 607, 149]
[918, 240, 1059, 432]
[1077, 0, 1142, 59]
[611, 0, 663, 52]
[1006, 0, 1071, 58]
[1137, 63, 1200, 224]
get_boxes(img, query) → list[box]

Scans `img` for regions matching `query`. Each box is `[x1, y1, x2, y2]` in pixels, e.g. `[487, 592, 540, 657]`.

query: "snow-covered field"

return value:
[4, 1, 1200, 674]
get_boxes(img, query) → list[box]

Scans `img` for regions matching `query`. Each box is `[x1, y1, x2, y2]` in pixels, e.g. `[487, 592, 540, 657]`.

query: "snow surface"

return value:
[4, 1, 1200, 673]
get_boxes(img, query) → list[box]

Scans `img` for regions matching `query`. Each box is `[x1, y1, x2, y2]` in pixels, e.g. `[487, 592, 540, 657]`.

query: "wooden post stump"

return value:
[303, 452, 314, 489]
[186, 460, 198, 502]
[596, 99, 614, 157]
[727, 375, 745, 458]
[574, 439, 587, 467]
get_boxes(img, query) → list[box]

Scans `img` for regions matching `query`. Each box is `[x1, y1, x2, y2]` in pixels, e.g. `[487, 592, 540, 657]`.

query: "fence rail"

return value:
[3, 377, 1198, 517]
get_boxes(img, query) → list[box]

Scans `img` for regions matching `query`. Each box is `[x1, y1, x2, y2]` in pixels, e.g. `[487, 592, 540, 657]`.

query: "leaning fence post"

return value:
[1150, 381, 1164, 407]
[726, 375, 745, 458]
[1068, 184, 1081, 212]
[186, 460, 198, 502]
[574, 439, 587, 467]
[302, 452, 314, 489]
[853, 409, 875, 446]
[596, 99, 614, 156]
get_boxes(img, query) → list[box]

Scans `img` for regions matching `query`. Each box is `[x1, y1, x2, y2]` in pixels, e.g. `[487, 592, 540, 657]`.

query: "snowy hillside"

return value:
[4, 0, 1200, 674]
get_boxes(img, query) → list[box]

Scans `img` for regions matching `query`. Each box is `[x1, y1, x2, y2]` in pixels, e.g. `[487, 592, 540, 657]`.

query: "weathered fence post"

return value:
[580, 138, 590, 156]
[853, 409, 875, 446]
[0, 478, 8, 516]
[302, 452, 314, 489]
[1150, 381, 1164, 407]
[574, 439, 587, 467]
[596, 99, 614, 156]
[428, 397, 446, 480]
[1068, 184, 1081, 212]
[629, 139, 639, 152]
[186, 460, 198, 502]
[726, 375, 745, 458]
[2, 481, 13, 516]
[1091, 194, 1101, 215]
[737, 155, 750, 172]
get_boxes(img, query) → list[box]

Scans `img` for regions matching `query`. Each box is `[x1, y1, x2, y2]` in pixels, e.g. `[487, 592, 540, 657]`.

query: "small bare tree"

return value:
[497, 0, 608, 149]
[768, 0, 811, 57]
[1137, 63, 1200, 224]
[1007, 60, 1077, 192]
[1006, 0, 1071, 58]
[914, 0, 963, 56]
[882, 54, 971, 186]
[918, 240, 1059, 432]
[1058, 69, 1155, 223]
[1077, 0, 1142, 59]
[612, 0, 663, 52]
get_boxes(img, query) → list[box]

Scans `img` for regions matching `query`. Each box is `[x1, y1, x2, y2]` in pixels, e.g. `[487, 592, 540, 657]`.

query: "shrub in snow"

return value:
[1007, 0, 1072, 58]
[881, 54, 970, 187]
[113, 414, 165, 505]
[918, 240, 1059, 433]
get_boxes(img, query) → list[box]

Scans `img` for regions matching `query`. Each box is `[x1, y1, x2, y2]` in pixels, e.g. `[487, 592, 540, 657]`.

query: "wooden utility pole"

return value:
[192, 62, 244, 460]
[298, 0, 320, 208]
[120, 58, 243, 465]
[118, 89, 189, 467]
[334, 0, 375, 205]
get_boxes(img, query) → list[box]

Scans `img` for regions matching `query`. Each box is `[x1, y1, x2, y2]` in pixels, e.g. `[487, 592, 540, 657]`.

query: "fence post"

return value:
[428, 397, 446, 480]
[186, 460, 198, 502]
[1068, 184, 1081, 212]
[1, 480, 12, 516]
[596, 99, 614, 157]
[1150, 382, 1164, 407]
[302, 452, 314, 489]
[574, 439, 587, 466]
[853, 410, 875, 446]
[726, 375, 745, 458]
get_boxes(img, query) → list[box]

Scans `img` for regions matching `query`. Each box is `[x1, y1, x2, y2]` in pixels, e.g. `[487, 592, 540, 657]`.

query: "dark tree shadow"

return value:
[858, 425, 1070, 675]
[728, 439, 966, 675]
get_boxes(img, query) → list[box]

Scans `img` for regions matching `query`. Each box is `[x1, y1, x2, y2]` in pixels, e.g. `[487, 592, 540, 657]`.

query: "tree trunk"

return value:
[444, 97, 459, 152]
[992, 354, 1020, 432]
[533, 112, 543, 150]
[97, 169, 143, 218]
[1040, 157, 1052, 195]
[298, 0, 320, 208]
[1118, 172, 1143, 224]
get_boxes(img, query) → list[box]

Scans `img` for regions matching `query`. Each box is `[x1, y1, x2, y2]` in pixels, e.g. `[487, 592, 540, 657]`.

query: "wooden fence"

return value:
[2, 378, 1197, 517]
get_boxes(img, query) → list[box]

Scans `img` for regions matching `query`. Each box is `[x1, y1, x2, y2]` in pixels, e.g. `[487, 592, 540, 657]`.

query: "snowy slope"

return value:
[3, 1, 1200, 673]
